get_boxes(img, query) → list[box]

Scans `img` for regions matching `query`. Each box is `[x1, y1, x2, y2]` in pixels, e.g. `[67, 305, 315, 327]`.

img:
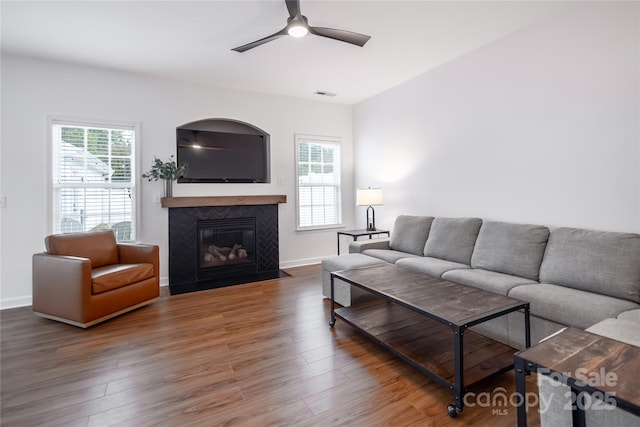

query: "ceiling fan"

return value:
[232, 0, 371, 53]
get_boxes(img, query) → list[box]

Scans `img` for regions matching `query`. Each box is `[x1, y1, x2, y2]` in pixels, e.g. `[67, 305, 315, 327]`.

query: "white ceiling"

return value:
[1, 0, 569, 105]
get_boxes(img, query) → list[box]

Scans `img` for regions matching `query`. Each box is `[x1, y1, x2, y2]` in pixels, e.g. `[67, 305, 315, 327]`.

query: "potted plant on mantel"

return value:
[142, 155, 186, 198]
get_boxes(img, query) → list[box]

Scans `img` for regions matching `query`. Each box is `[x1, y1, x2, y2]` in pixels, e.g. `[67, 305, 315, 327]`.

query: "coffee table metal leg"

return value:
[448, 327, 464, 417]
[329, 274, 336, 327]
[514, 355, 528, 427]
[524, 304, 531, 348]
[572, 390, 587, 427]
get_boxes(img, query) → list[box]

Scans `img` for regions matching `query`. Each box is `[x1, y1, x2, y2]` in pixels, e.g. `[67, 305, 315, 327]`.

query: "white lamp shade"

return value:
[356, 188, 383, 206]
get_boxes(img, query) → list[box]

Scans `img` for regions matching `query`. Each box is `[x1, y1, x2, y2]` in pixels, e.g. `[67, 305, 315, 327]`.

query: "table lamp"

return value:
[356, 187, 383, 231]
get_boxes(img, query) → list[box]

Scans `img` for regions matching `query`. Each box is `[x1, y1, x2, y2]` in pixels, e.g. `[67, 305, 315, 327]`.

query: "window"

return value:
[50, 118, 138, 241]
[295, 134, 342, 230]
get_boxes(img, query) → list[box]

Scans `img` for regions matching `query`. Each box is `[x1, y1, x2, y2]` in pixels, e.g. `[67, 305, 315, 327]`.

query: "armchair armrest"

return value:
[117, 244, 159, 284]
[32, 253, 92, 321]
[117, 243, 159, 265]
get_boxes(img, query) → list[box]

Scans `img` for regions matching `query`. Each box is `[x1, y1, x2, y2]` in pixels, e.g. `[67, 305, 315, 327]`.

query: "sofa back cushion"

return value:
[45, 229, 119, 268]
[389, 215, 434, 256]
[471, 221, 550, 281]
[423, 217, 482, 264]
[539, 227, 640, 303]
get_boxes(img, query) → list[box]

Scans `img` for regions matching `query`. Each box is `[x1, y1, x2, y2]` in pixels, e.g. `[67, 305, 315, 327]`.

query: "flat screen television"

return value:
[177, 127, 270, 183]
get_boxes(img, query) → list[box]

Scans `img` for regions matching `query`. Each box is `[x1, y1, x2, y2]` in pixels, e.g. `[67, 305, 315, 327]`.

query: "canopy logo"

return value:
[464, 367, 619, 416]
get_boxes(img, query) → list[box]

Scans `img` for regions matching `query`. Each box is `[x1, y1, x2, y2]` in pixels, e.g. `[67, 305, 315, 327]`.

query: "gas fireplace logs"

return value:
[204, 244, 248, 262]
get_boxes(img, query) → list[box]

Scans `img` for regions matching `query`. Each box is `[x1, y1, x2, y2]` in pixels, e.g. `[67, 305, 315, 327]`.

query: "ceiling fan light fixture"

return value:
[231, 0, 370, 52]
[287, 24, 308, 38]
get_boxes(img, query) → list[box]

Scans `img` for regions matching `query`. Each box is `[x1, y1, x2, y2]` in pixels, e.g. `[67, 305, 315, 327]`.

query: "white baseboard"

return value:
[1, 295, 32, 310]
[280, 257, 323, 269]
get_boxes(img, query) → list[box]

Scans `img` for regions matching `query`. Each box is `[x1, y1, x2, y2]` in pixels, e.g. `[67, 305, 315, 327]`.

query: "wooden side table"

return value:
[514, 327, 640, 427]
[336, 229, 390, 254]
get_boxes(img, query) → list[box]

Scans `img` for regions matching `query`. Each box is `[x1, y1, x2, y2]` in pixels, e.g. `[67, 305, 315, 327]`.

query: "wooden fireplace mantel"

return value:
[161, 195, 287, 208]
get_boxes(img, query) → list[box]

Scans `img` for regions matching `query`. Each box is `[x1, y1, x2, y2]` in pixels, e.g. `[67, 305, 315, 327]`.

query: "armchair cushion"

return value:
[92, 263, 155, 294]
[45, 229, 118, 268]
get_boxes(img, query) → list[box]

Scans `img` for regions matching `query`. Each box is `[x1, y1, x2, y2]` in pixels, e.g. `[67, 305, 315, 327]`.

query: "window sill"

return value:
[296, 224, 344, 233]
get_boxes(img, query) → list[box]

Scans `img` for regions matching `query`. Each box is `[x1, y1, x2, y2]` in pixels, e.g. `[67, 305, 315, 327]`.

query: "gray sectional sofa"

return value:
[321, 215, 640, 425]
[323, 215, 640, 347]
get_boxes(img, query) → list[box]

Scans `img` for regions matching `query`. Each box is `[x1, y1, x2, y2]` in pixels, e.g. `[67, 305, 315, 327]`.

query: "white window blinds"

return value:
[51, 120, 137, 241]
[296, 135, 342, 229]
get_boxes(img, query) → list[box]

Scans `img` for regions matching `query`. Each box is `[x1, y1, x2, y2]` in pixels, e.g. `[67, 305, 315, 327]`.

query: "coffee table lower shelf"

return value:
[334, 300, 516, 409]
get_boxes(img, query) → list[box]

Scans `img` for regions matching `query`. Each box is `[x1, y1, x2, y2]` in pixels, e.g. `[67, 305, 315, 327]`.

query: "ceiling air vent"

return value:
[314, 90, 337, 97]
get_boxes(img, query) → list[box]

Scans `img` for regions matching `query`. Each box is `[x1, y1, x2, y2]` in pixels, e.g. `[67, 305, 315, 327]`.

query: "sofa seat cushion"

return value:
[509, 283, 640, 329]
[618, 309, 640, 323]
[471, 221, 550, 281]
[423, 217, 482, 264]
[396, 256, 470, 278]
[539, 227, 640, 303]
[389, 215, 434, 256]
[92, 263, 155, 294]
[349, 238, 390, 254]
[586, 318, 640, 347]
[442, 268, 536, 295]
[322, 253, 387, 272]
[321, 254, 387, 307]
[362, 249, 420, 264]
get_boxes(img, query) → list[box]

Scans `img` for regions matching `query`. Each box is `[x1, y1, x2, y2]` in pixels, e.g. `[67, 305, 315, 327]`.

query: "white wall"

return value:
[0, 55, 355, 308]
[354, 2, 640, 234]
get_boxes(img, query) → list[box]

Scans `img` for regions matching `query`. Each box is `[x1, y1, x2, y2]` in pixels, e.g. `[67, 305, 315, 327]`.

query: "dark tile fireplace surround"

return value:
[163, 196, 286, 295]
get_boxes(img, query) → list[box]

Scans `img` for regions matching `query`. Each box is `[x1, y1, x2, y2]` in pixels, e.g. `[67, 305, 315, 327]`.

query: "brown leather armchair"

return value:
[32, 229, 159, 328]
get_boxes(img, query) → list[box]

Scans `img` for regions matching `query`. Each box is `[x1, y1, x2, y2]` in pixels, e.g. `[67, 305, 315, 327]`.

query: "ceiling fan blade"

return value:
[285, 0, 301, 18]
[231, 28, 288, 52]
[308, 26, 371, 47]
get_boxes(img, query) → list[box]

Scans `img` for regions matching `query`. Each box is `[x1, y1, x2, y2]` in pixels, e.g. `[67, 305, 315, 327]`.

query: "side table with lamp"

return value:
[337, 188, 389, 254]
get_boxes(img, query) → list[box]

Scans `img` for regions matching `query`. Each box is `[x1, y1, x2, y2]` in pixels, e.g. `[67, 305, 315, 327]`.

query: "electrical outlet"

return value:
[277, 176, 284, 185]
[0, 196, 6, 208]
[152, 193, 161, 203]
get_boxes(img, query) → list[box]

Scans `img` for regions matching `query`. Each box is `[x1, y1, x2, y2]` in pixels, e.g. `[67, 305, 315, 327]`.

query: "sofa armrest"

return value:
[32, 253, 92, 321]
[349, 238, 391, 253]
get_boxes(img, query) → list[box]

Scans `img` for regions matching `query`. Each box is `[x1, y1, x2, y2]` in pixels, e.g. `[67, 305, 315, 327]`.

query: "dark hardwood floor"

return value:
[1, 265, 539, 426]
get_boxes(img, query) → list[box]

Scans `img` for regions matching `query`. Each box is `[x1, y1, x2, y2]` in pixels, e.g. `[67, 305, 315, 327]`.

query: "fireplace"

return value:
[197, 217, 256, 279]
[165, 196, 285, 295]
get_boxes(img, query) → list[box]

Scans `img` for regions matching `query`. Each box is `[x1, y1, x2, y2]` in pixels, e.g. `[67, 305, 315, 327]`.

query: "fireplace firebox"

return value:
[167, 199, 283, 295]
[197, 217, 256, 279]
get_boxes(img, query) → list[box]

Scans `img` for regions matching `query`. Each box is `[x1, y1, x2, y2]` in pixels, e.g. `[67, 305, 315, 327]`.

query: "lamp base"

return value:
[366, 206, 376, 232]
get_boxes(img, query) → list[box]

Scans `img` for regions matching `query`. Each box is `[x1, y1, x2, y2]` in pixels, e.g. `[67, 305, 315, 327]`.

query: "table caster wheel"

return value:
[447, 404, 461, 418]
[329, 319, 336, 328]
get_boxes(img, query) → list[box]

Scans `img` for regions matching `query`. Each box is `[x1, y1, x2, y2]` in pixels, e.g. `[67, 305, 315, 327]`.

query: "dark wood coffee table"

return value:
[515, 327, 640, 427]
[329, 263, 531, 417]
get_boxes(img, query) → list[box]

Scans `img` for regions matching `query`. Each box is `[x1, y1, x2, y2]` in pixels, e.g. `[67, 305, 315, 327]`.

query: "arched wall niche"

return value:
[176, 118, 270, 183]
[177, 118, 268, 136]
